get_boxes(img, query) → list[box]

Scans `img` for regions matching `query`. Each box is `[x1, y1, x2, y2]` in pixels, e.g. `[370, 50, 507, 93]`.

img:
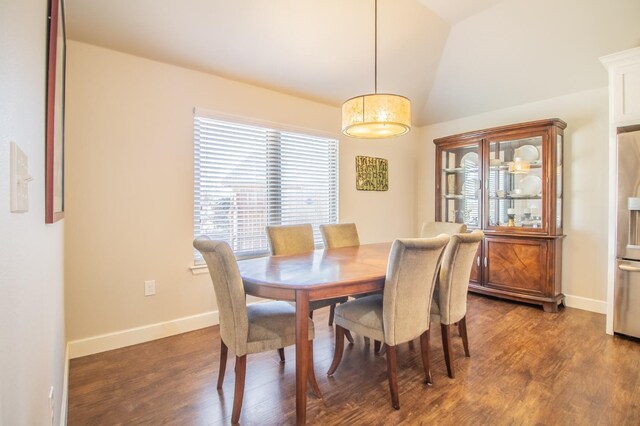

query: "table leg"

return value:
[295, 290, 309, 425]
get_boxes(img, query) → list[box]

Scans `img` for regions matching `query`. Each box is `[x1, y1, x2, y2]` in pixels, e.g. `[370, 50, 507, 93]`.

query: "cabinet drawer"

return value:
[484, 237, 548, 296]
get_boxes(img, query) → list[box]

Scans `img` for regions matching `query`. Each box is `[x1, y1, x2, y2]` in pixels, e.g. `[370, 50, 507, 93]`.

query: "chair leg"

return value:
[231, 355, 247, 424]
[328, 304, 336, 326]
[217, 340, 228, 389]
[344, 329, 355, 344]
[374, 340, 381, 355]
[327, 325, 346, 376]
[441, 323, 455, 378]
[419, 329, 432, 384]
[278, 347, 285, 363]
[458, 316, 470, 357]
[408, 339, 415, 350]
[385, 344, 400, 410]
[376, 341, 386, 356]
[364, 336, 371, 346]
[307, 340, 323, 398]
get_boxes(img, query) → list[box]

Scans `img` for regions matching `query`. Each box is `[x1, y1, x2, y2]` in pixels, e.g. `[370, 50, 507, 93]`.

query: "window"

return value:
[193, 111, 339, 262]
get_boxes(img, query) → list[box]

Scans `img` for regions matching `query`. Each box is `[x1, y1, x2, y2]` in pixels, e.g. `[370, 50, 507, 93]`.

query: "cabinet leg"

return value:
[542, 302, 559, 313]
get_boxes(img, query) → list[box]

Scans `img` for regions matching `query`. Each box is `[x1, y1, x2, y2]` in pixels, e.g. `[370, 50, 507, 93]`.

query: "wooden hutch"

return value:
[434, 119, 566, 312]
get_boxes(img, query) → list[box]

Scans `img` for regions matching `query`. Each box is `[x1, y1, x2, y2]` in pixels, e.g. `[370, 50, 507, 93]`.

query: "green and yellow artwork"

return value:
[356, 156, 389, 191]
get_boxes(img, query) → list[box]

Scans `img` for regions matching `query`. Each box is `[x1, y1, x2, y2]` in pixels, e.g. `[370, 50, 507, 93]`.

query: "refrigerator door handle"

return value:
[618, 264, 640, 272]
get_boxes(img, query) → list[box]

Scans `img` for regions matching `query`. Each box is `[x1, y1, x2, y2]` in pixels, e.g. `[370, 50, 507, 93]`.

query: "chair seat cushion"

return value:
[334, 294, 385, 342]
[246, 301, 314, 354]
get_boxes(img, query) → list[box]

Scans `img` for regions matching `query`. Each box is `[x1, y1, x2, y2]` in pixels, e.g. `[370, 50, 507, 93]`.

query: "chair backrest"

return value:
[420, 221, 467, 238]
[383, 235, 450, 346]
[193, 237, 249, 355]
[436, 230, 484, 324]
[320, 223, 360, 249]
[266, 224, 315, 256]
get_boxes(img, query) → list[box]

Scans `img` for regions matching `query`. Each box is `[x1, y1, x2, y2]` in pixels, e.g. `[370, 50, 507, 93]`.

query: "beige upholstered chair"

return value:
[320, 222, 376, 346]
[430, 230, 484, 378]
[421, 221, 467, 238]
[266, 224, 316, 256]
[368, 222, 468, 356]
[327, 235, 450, 409]
[320, 223, 360, 249]
[194, 237, 321, 424]
[266, 224, 348, 328]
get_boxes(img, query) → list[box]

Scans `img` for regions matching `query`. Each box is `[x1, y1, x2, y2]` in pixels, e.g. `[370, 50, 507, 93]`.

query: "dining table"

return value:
[237, 242, 392, 425]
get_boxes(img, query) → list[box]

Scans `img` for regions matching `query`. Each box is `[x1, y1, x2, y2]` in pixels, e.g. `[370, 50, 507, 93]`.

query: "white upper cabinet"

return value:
[601, 47, 640, 126]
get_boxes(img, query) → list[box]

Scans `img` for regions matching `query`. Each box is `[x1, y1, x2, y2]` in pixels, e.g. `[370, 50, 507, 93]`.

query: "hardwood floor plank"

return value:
[68, 295, 640, 425]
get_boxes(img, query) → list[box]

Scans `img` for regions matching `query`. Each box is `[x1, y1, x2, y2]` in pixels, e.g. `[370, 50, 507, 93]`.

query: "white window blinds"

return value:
[194, 114, 339, 261]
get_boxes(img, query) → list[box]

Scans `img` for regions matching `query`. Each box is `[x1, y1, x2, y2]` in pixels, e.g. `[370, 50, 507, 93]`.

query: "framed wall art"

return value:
[355, 155, 388, 191]
[45, 0, 66, 223]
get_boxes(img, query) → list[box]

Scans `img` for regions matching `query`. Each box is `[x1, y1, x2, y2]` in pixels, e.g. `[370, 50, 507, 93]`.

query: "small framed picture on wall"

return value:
[45, 0, 66, 223]
[355, 156, 389, 191]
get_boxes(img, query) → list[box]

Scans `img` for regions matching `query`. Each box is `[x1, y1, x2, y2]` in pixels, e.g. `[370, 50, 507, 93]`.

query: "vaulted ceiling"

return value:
[66, 0, 640, 126]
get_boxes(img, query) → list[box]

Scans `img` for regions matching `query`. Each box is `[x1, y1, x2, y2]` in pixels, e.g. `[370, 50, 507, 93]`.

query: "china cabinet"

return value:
[434, 118, 566, 312]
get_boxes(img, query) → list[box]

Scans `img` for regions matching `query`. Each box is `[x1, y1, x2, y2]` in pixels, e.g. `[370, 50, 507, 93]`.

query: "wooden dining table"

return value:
[237, 242, 392, 425]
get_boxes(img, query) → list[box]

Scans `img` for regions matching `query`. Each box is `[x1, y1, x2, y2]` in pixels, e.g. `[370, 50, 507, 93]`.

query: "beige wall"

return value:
[65, 39, 609, 349]
[65, 41, 417, 342]
[0, 0, 66, 424]
[417, 87, 609, 303]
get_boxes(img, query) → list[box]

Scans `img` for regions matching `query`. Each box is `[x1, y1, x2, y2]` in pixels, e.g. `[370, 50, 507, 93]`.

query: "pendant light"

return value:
[341, 0, 411, 139]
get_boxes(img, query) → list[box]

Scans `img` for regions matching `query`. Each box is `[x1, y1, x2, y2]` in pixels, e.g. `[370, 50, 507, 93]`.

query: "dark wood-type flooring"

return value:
[68, 295, 640, 425]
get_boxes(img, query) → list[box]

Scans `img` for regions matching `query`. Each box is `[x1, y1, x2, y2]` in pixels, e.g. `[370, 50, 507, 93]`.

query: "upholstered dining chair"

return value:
[430, 230, 484, 378]
[327, 235, 450, 409]
[319, 223, 360, 249]
[320, 222, 378, 347]
[369, 221, 468, 357]
[193, 237, 321, 424]
[421, 221, 467, 238]
[266, 224, 349, 328]
[267, 223, 316, 256]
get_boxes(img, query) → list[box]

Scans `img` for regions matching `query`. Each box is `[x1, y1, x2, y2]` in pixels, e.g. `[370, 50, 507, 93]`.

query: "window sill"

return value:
[189, 264, 209, 275]
[190, 252, 270, 275]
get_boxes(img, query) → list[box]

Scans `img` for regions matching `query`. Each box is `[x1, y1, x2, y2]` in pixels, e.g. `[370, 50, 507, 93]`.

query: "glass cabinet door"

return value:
[486, 135, 545, 230]
[439, 143, 481, 229]
[556, 134, 563, 230]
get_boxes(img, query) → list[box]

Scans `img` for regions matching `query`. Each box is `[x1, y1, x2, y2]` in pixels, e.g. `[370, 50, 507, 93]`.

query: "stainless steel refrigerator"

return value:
[615, 130, 640, 338]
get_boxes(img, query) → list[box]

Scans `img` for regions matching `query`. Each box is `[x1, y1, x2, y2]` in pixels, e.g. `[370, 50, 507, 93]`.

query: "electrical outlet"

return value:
[48, 386, 54, 426]
[144, 280, 156, 296]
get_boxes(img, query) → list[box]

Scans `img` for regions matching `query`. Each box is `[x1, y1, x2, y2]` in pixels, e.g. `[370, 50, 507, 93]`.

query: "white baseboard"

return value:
[59, 344, 69, 426]
[564, 294, 607, 314]
[65, 294, 606, 361]
[68, 310, 220, 359]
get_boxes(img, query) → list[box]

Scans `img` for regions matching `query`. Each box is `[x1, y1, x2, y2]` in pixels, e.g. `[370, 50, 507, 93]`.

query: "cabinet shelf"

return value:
[488, 162, 542, 171]
[442, 167, 478, 174]
[444, 195, 541, 200]
[492, 222, 543, 228]
[490, 195, 542, 200]
[442, 194, 478, 200]
[442, 162, 543, 174]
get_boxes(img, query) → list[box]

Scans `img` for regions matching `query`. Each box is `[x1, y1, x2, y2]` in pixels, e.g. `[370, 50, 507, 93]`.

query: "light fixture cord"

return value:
[374, 0, 378, 94]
